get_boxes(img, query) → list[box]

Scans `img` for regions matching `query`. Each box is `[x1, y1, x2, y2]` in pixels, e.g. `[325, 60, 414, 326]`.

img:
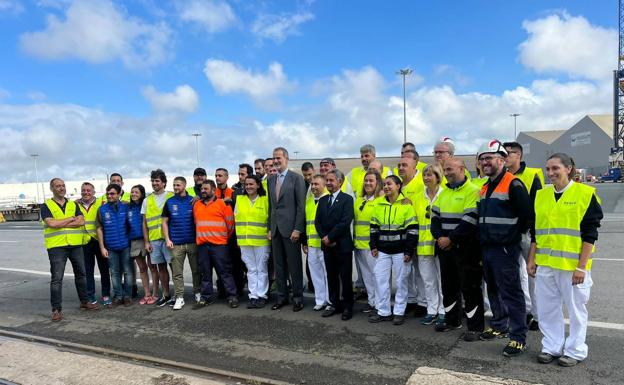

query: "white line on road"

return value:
[0, 241, 20, 243]
[593, 258, 624, 261]
[2, 267, 624, 331]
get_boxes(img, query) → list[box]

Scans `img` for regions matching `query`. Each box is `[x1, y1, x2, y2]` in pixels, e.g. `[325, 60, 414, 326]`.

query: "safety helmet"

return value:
[477, 139, 508, 158]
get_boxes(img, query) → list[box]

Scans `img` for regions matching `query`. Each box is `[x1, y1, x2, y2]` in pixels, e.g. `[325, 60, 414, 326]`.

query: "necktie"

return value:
[275, 174, 283, 198]
[328, 195, 334, 207]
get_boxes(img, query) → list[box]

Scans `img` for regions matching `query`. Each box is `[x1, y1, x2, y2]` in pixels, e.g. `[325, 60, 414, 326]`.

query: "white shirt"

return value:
[140, 190, 170, 215]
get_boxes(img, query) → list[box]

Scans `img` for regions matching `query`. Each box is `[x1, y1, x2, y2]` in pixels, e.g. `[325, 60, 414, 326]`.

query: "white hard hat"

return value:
[478, 139, 508, 158]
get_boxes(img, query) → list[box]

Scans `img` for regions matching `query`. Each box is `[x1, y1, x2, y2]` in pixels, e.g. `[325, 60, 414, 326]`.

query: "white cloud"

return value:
[519, 12, 617, 81]
[176, 0, 236, 33]
[0, 0, 24, 14]
[0, 88, 10, 100]
[27, 91, 47, 101]
[20, 0, 172, 69]
[142, 84, 199, 113]
[251, 11, 314, 43]
[203, 59, 294, 107]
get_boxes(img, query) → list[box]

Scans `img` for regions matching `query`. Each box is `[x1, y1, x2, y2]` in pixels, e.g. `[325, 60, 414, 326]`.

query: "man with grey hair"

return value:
[267, 147, 307, 311]
[315, 169, 355, 320]
[347, 144, 391, 199]
[433, 137, 471, 183]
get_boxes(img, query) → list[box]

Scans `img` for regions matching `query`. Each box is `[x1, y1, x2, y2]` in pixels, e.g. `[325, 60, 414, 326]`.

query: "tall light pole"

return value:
[30, 154, 40, 204]
[510, 113, 521, 140]
[293, 151, 299, 160]
[192, 133, 201, 167]
[397, 68, 413, 143]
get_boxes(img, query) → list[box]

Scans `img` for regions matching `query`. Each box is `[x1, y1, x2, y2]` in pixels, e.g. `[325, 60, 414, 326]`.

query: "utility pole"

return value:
[510, 113, 521, 140]
[397, 68, 413, 143]
[192, 133, 202, 167]
[30, 154, 40, 204]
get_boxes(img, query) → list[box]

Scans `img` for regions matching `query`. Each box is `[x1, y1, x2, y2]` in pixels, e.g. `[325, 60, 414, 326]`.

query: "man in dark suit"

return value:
[315, 169, 355, 320]
[267, 147, 307, 311]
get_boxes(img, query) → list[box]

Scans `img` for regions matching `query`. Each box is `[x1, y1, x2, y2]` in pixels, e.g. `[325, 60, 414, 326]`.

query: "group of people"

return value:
[41, 137, 602, 367]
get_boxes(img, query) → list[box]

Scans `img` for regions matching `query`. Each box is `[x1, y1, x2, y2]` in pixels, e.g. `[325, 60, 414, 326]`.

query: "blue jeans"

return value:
[82, 239, 110, 301]
[108, 247, 132, 299]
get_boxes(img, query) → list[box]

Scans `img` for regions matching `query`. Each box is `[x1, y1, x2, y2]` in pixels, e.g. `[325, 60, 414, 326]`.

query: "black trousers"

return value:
[272, 229, 303, 303]
[48, 246, 88, 311]
[323, 247, 353, 311]
[228, 235, 246, 295]
[437, 245, 484, 332]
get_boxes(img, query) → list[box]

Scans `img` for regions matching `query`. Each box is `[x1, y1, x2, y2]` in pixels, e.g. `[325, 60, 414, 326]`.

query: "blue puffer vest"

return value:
[165, 195, 195, 245]
[127, 202, 143, 241]
[99, 202, 130, 251]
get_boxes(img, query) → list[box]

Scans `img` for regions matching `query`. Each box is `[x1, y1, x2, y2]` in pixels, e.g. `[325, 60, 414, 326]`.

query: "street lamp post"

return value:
[30, 154, 40, 204]
[192, 133, 201, 167]
[397, 68, 413, 143]
[510, 113, 521, 140]
[293, 151, 299, 160]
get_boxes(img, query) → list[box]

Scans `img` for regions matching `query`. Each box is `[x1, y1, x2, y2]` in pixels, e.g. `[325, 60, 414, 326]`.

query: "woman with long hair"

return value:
[129, 185, 157, 305]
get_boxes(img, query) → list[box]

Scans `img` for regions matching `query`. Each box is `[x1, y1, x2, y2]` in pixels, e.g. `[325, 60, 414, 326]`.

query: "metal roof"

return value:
[519, 130, 566, 144]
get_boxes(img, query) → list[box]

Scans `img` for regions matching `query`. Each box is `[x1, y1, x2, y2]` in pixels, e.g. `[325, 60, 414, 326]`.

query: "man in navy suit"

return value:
[315, 169, 355, 320]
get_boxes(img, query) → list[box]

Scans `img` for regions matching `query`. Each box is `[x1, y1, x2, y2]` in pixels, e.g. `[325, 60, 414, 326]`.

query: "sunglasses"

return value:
[425, 205, 431, 219]
[359, 200, 367, 211]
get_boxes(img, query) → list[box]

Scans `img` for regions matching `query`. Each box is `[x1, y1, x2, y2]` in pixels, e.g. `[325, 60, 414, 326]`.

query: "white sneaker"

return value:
[195, 293, 201, 303]
[173, 297, 185, 310]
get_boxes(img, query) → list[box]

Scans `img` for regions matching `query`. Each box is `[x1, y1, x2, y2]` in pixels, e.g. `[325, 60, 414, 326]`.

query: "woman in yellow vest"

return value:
[353, 170, 384, 313]
[528, 153, 603, 367]
[235, 175, 271, 309]
[413, 164, 446, 326]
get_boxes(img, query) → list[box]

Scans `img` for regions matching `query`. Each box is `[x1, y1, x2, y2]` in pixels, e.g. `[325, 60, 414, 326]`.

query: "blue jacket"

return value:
[99, 202, 130, 251]
[127, 202, 143, 241]
[165, 195, 196, 245]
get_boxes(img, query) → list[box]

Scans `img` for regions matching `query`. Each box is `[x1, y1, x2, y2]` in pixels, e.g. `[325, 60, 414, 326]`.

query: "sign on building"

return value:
[522, 143, 531, 154]
[571, 131, 591, 147]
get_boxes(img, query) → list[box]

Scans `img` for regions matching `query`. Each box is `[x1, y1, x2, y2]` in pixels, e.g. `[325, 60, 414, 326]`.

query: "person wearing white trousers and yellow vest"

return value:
[302, 174, 330, 310]
[235, 175, 271, 309]
[368, 175, 418, 326]
[413, 164, 445, 325]
[353, 169, 384, 314]
[528, 153, 603, 367]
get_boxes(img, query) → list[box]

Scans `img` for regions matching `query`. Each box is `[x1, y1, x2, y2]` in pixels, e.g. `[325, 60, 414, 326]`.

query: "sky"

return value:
[0, 0, 617, 183]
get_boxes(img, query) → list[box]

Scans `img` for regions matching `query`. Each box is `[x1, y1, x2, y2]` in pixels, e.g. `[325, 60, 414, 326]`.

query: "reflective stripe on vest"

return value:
[43, 199, 84, 249]
[370, 194, 418, 252]
[77, 199, 102, 244]
[145, 192, 173, 241]
[413, 191, 440, 257]
[478, 172, 519, 244]
[305, 194, 327, 248]
[235, 195, 269, 247]
[534, 182, 597, 271]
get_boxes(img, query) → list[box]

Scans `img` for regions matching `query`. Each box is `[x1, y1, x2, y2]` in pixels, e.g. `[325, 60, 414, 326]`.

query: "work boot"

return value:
[80, 301, 99, 311]
[51, 310, 63, 321]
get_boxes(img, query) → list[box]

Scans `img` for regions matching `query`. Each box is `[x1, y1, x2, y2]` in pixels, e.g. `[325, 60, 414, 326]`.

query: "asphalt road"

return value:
[1, 183, 623, 385]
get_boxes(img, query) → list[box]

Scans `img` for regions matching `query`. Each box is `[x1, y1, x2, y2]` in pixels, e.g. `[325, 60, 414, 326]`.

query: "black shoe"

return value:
[502, 340, 527, 357]
[529, 319, 540, 331]
[247, 299, 258, 309]
[256, 298, 267, 308]
[393, 315, 405, 325]
[192, 296, 214, 309]
[480, 327, 509, 341]
[435, 322, 462, 332]
[156, 296, 171, 307]
[271, 301, 288, 310]
[557, 355, 580, 367]
[463, 331, 481, 342]
[354, 289, 368, 301]
[228, 297, 239, 308]
[341, 309, 353, 321]
[361, 304, 375, 314]
[322, 306, 337, 317]
[368, 314, 393, 323]
[293, 302, 304, 312]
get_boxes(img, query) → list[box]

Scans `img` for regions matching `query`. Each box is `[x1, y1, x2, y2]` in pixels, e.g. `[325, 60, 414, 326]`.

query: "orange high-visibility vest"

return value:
[193, 198, 233, 245]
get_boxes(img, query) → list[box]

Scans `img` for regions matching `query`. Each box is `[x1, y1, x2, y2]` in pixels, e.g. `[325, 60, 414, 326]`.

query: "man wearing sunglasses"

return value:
[476, 140, 531, 357]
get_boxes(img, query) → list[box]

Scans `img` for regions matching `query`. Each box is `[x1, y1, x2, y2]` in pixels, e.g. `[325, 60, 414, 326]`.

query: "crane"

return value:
[610, 0, 624, 181]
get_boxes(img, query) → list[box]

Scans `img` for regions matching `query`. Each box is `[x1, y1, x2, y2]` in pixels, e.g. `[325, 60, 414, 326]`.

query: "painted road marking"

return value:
[2, 267, 624, 331]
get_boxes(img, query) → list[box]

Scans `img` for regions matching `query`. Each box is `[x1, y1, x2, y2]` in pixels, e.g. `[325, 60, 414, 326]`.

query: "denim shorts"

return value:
[150, 239, 172, 264]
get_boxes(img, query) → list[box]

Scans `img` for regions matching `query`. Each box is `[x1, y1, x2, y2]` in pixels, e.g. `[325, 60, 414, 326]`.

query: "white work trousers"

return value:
[407, 256, 427, 306]
[536, 265, 592, 361]
[418, 256, 444, 316]
[355, 248, 378, 307]
[519, 233, 538, 318]
[375, 252, 411, 317]
[240, 246, 270, 300]
[307, 246, 329, 306]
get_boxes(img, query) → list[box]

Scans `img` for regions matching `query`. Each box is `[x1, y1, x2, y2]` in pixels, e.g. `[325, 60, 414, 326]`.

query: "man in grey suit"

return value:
[267, 147, 307, 311]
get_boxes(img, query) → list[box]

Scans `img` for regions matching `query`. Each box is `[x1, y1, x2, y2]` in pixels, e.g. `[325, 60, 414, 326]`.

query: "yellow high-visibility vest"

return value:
[534, 182, 599, 271]
[43, 199, 84, 249]
[235, 194, 270, 247]
[77, 199, 102, 244]
[516, 166, 544, 194]
[353, 195, 382, 249]
[413, 188, 442, 257]
[305, 193, 328, 248]
[145, 192, 173, 241]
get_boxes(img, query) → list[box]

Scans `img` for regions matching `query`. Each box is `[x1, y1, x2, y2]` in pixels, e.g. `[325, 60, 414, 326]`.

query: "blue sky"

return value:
[0, 0, 617, 182]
